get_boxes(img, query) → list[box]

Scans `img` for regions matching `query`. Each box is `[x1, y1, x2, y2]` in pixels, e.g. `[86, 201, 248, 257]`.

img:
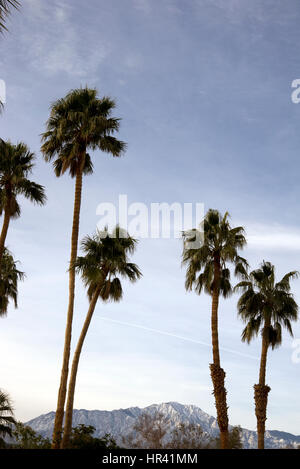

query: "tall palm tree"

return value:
[0, 140, 46, 268]
[61, 226, 141, 448]
[0, 390, 16, 444]
[235, 261, 298, 449]
[182, 209, 247, 449]
[0, 0, 20, 33]
[0, 247, 24, 316]
[41, 87, 126, 448]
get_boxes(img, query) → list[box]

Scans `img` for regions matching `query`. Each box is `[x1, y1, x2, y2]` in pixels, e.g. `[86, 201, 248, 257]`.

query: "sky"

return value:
[1, 0, 300, 434]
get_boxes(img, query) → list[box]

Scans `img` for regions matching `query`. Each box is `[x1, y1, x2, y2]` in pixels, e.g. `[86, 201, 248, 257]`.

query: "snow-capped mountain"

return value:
[26, 402, 300, 449]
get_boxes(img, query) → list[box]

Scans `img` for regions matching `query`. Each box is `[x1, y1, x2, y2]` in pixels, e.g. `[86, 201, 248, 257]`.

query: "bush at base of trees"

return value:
[213, 426, 243, 449]
[67, 424, 119, 450]
[6, 423, 118, 449]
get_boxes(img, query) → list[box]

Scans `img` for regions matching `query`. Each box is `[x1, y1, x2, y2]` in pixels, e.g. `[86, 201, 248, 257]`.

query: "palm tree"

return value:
[61, 226, 141, 448]
[0, 140, 46, 269]
[0, 390, 16, 444]
[41, 87, 126, 448]
[0, 0, 20, 33]
[0, 247, 24, 316]
[235, 261, 298, 449]
[182, 209, 247, 449]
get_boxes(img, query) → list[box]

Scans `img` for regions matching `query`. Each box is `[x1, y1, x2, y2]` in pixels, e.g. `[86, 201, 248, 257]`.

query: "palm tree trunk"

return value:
[0, 207, 11, 269]
[254, 321, 271, 450]
[209, 257, 229, 449]
[52, 165, 83, 449]
[61, 287, 100, 449]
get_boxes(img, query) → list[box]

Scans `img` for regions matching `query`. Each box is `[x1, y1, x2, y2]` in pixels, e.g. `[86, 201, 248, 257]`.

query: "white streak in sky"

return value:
[99, 317, 259, 361]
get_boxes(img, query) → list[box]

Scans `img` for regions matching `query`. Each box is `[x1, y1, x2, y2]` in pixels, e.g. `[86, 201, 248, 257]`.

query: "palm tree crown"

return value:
[41, 87, 126, 177]
[0, 247, 24, 316]
[235, 261, 298, 348]
[0, 140, 46, 269]
[75, 226, 142, 301]
[182, 209, 248, 297]
[0, 140, 46, 219]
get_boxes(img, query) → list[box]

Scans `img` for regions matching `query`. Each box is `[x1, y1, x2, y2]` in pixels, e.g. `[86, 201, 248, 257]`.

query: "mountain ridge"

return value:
[26, 401, 300, 449]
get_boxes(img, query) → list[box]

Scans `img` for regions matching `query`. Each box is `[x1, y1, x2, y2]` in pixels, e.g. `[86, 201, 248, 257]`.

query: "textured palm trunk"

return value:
[52, 165, 83, 449]
[254, 320, 271, 450]
[0, 206, 10, 269]
[209, 257, 229, 449]
[61, 287, 100, 449]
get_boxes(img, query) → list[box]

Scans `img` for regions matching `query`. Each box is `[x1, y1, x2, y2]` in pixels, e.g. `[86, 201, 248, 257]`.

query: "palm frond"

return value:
[0, 247, 24, 316]
[0, 389, 15, 439]
[16, 179, 46, 205]
[275, 271, 299, 292]
[0, 0, 20, 33]
[241, 317, 261, 343]
[0, 141, 45, 216]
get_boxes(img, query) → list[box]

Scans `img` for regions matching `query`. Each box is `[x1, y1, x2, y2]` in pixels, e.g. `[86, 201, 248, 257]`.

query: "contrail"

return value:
[99, 316, 259, 361]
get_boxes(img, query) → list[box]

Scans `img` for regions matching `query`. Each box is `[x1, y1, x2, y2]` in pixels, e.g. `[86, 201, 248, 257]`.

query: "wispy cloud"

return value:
[16, 0, 110, 78]
[246, 223, 300, 251]
[195, 0, 296, 27]
[133, 0, 182, 16]
[133, 0, 151, 15]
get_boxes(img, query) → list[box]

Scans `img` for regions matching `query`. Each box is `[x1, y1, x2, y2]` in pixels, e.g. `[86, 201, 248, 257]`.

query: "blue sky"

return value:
[1, 0, 300, 434]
